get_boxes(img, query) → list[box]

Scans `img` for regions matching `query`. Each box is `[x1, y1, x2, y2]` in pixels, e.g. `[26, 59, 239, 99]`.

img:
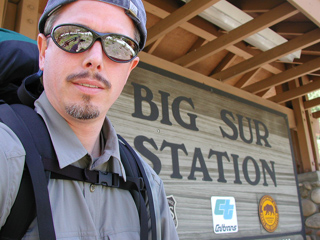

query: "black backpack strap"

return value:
[118, 135, 157, 240]
[43, 157, 144, 192]
[0, 103, 56, 240]
[0, 168, 36, 240]
[119, 141, 148, 240]
[43, 145, 149, 240]
[41, 136, 155, 240]
[0, 102, 156, 240]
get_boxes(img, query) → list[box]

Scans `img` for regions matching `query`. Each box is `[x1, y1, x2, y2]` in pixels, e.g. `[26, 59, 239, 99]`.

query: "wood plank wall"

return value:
[108, 63, 304, 239]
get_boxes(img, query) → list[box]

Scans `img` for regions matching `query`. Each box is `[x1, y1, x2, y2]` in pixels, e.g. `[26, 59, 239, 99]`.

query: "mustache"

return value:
[66, 71, 111, 89]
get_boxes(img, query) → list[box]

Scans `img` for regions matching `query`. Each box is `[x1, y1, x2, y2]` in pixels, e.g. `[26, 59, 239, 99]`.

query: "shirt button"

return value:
[90, 184, 96, 192]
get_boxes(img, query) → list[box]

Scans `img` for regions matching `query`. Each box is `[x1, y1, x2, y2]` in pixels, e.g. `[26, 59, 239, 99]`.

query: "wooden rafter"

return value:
[144, 0, 283, 75]
[146, 0, 220, 46]
[234, 68, 261, 88]
[1, 0, 320, 176]
[187, 38, 207, 53]
[174, 2, 298, 67]
[211, 28, 320, 82]
[312, 111, 320, 119]
[210, 52, 237, 75]
[272, 22, 316, 36]
[302, 43, 320, 56]
[231, 0, 285, 13]
[146, 36, 164, 54]
[304, 97, 320, 110]
[268, 79, 320, 103]
[291, 55, 318, 65]
[243, 57, 320, 94]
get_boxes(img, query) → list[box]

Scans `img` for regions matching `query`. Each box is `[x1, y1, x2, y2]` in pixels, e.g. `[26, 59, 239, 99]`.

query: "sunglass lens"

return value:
[53, 25, 93, 53]
[103, 35, 138, 62]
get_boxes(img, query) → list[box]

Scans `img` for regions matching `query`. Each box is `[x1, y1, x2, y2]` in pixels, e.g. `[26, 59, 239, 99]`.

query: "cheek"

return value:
[42, 67, 56, 95]
[42, 56, 66, 94]
[113, 69, 130, 93]
[104, 67, 130, 106]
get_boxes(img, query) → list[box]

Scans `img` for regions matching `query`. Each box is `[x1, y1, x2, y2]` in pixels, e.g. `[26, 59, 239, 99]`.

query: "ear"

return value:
[123, 57, 139, 84]
[37, 33, 47, 71]
[129, 56, 140, 71]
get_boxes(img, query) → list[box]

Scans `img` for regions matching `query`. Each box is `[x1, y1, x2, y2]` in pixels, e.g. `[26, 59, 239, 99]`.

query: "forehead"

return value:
[53, 0, 135, 35]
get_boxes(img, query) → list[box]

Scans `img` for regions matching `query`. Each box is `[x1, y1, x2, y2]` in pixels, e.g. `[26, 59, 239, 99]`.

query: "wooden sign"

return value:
[108, 62, 305, 240]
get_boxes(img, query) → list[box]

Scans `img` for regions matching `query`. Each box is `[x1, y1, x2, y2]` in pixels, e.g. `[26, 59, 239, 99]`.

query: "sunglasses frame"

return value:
[47, 23, 140, 63]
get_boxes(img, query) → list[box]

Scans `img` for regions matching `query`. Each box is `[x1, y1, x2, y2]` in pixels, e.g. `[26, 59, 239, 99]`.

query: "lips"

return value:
[66, 71, 111, 90]
[78, 83, 100, 88]
[73, 79, 105, 95]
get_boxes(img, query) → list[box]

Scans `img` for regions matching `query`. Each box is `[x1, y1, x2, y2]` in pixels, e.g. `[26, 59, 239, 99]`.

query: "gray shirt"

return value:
[0, 93, 178, 240]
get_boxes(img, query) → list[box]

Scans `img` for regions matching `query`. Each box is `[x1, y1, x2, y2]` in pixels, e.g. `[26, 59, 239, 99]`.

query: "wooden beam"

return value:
[187, 37, 207, 53]
[267, 79, 320, 103]
[289, 79, 316, 172]
[211, 28, 320, 82]
[174, 2, 298, 67]
[15, 0, 39, 39]
[146, 0, 220, 46]
[144, 0, 283, 75]
[145, 36, 164, 54]
[231, 0, 285, 13]
[243, 57, 320, 94]
[256, 89, 272, 98]
[302, 43, 320, 56]
[309, 72, 320, 77]
[234, 68, 260, 88]
[272, 22, 316, 36]
[210, 52, 237, 75]
[290, 55, 318, 65]
[0, 0, 7, 28]
[233, 42, 283, 74]
[139, 51, 296, 129]
[304, 97, 320, 110]
[312, 111, 320, 119]
[287, 0, 320, 28]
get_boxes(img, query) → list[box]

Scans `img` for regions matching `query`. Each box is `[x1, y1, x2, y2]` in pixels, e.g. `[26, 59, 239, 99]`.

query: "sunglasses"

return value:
[47, 24, 140, 63]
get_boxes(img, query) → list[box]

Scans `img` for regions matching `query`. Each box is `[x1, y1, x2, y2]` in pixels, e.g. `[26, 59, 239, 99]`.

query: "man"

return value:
[0, 0, 179, 239]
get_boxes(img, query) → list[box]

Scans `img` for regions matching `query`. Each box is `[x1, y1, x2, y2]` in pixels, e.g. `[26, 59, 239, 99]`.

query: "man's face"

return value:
[38, 0, 139, 122]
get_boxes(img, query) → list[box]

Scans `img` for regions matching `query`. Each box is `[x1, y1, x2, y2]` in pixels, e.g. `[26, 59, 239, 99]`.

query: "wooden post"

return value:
[289, 78, 316, 172]
[291, 129, 303, 173]
[15, 0, 39, 39]
[0, 0, 7, 28]
[306, 111, 320, 170]
[302, 75, 320, 171]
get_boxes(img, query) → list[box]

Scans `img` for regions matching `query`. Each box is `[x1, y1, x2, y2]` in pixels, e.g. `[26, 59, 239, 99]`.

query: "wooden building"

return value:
[2, 0, 320, 173]
[2, 0, 320, 239]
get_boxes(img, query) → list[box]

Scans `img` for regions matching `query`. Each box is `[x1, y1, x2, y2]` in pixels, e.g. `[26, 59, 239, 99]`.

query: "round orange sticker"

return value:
[258, 195, 279, 233]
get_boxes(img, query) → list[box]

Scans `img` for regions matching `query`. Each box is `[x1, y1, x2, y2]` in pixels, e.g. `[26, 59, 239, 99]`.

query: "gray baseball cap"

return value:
[38, 0, 147, 50]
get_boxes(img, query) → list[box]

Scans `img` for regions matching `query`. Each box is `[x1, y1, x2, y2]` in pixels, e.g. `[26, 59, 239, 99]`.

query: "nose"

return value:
[82, 40, 104, 70]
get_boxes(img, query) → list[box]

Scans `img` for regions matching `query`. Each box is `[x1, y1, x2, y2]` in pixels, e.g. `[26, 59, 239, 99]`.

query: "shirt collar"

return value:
[34, 92, 126, 180]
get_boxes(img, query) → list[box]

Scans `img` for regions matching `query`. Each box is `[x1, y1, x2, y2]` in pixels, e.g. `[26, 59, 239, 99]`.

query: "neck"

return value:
[67, 118, 104, 159]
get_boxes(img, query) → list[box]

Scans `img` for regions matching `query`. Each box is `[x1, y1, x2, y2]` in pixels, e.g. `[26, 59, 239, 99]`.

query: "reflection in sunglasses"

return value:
[48, 23, 140, 63]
